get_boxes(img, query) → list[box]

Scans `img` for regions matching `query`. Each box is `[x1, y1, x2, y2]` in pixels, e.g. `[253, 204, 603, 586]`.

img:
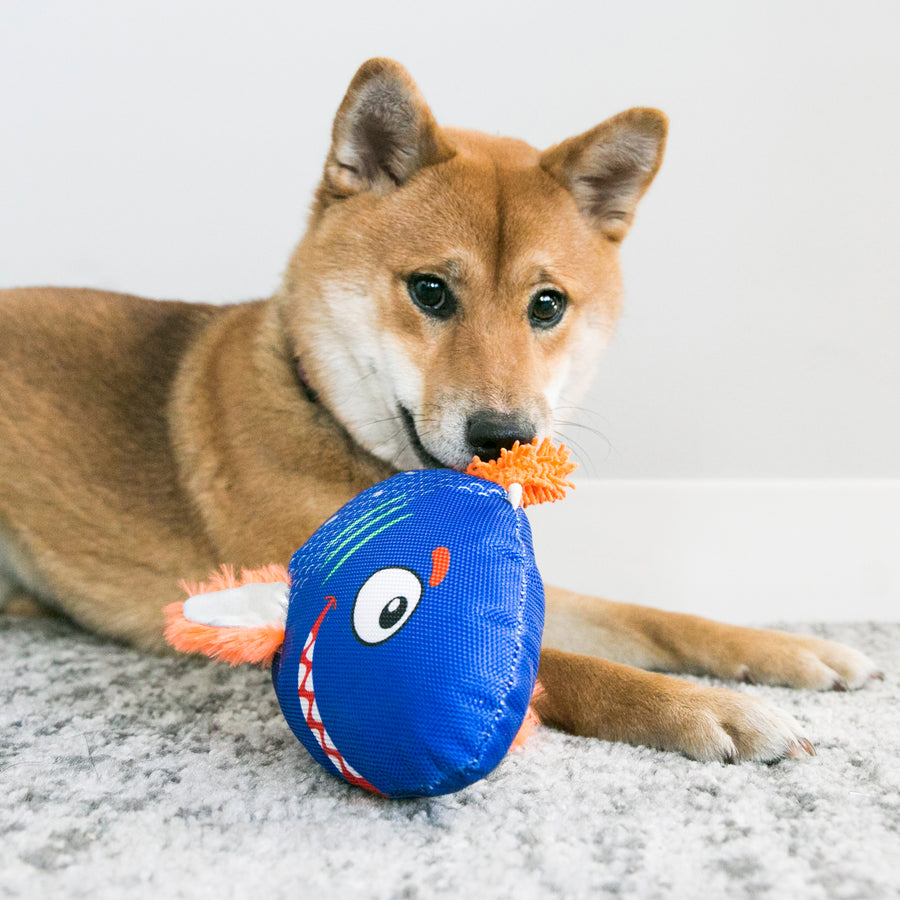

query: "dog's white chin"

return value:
[390, 423, 462, 472]
[388, 443, 434, 472]
[355, 430, 460, 473]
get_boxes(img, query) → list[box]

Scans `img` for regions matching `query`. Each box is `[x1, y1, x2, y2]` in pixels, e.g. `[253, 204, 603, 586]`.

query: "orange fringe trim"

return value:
[510, 681, 544, 750]
[177, 563, 290, 598]
[467, 437, 576, 506]
[164, 563, 290, 667]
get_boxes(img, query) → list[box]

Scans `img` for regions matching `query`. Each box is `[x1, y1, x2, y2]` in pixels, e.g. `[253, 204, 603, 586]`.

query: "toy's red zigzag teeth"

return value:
[297, 597, 382, 795]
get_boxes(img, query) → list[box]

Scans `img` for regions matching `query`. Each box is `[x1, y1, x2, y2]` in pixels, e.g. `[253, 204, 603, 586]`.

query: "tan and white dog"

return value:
[0, 59, 880, 764]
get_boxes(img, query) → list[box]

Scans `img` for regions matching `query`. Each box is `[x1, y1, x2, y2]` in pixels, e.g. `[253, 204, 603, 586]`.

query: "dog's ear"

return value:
[322, 58, 455, 200]
[541, 108, 668, 242]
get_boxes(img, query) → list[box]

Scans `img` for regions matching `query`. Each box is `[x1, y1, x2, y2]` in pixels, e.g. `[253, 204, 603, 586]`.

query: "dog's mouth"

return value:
[398, 405, 451, 470]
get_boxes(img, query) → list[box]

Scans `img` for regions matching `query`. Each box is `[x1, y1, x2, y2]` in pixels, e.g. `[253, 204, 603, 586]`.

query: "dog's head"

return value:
[280, 59, 666, 471]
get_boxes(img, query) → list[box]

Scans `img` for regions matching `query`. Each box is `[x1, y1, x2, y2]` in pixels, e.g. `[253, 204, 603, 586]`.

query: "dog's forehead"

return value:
[374, 133, 612, 285]
[441, 128, 541, 168]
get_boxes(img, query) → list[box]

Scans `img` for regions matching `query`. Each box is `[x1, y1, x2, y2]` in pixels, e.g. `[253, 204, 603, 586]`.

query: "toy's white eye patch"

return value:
[352, 567, 422, 646]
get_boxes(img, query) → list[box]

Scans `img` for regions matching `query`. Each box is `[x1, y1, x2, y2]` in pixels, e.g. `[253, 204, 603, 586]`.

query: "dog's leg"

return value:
[544, 587, 882, 691]
[2, 589, 61, 618]
[534, 648, 813, 763]
[0, 543, 49, 617]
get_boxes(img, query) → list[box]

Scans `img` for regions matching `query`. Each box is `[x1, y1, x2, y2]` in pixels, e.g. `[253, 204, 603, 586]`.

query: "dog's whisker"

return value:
[551, 429, 598, 479]
[552, 403, 612, 429]
[354, 414, 404, 433]
[553, 420, 611, 442]
[552, 402, 615, 460]
[552, 398, 610, 426]
[563, 428, 615, 465]
[368, 424, 408, 456]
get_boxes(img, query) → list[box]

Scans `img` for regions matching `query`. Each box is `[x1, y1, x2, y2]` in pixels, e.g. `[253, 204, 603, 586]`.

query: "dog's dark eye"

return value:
[408, 274, 456, 319]
[529, 289, 567, 329]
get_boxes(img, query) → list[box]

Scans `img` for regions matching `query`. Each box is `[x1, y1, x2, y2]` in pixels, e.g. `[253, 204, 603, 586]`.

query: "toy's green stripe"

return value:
[322, 498, 403, 549]
[321, 497, 407, 552]
[322, 501, 410, 567]
[325, 513, 413, 580]
[323, 502, 406, 560]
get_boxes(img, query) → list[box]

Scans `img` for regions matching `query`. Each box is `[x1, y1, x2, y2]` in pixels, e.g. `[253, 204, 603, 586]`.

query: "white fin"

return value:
[182, 582, 290, 628]
[506, 482, 523, 510]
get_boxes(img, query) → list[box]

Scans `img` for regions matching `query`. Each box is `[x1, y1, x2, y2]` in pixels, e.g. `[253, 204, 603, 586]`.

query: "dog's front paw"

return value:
[535, 650, 820, 764]
[673, 685, 814, 764]
[724, 629, 882, 692]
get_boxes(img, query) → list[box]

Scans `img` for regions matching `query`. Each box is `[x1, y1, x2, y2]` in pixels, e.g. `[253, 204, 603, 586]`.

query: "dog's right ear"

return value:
[322, 58, 455, 200]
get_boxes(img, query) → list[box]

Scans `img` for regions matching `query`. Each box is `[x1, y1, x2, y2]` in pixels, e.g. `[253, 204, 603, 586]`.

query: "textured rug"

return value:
[1, 617, 898, 899]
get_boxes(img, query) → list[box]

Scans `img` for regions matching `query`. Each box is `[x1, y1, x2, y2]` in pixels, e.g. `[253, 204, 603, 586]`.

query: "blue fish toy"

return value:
[166, 441, 575, 797]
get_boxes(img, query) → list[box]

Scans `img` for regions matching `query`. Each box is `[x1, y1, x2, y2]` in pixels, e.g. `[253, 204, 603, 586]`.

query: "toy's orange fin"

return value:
[467, 437, 576, 506]
[165, 564, 291, 667]
[164, 604, 286, 667]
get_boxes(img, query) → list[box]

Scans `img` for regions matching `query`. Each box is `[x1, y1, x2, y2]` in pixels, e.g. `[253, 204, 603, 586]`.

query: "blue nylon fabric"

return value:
[271, 469, 544, 797]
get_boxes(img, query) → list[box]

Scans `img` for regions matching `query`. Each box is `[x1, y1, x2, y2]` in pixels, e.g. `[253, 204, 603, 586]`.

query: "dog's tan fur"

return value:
[0, 59, 879, 764]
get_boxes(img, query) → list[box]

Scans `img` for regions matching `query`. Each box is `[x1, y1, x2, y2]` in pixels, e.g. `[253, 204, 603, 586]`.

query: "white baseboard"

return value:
[526, 480, 900, 625]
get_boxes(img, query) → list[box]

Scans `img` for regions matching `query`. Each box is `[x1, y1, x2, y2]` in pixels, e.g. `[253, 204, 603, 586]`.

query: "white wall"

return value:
[2, 0, 898, 479]
[2, 1, 898, 620]
[528, 481, 900, 625]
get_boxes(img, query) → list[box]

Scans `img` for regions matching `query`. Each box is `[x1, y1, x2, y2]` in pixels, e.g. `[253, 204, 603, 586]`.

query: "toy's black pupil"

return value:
[379, 596, 408, 630]
[414, 277, 445, 309]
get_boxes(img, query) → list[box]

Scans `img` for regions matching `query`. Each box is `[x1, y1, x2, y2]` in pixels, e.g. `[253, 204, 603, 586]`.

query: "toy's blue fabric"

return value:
[271, 469, 545, 798]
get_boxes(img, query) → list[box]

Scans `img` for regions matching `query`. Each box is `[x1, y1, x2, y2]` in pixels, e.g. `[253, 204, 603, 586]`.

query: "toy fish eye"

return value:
[352, 567, 423, 646]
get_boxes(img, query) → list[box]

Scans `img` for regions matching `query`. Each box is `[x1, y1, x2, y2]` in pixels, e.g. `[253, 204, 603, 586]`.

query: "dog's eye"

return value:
[352, 567, 423, 646]
[529, 289, 567, 329]
[408, 274, 456, 319]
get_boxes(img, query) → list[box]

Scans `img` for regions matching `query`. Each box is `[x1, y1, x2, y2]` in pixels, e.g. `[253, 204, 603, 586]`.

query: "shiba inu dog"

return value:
[0, 59, 880, 764]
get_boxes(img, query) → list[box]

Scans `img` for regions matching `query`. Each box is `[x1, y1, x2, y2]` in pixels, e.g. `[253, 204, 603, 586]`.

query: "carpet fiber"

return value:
[2, 618, 898, 899]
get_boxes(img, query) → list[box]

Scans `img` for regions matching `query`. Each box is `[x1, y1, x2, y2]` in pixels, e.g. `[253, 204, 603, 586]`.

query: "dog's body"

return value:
[0, 60, 879, 763]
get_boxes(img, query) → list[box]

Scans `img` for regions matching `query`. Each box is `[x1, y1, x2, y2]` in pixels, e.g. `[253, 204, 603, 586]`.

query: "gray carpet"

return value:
[2, 617, 898, 899]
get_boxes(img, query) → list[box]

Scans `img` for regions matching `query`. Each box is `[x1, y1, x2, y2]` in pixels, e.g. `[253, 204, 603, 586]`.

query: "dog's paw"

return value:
[673, 685, 814, 764]
[721, 628, 882, 692]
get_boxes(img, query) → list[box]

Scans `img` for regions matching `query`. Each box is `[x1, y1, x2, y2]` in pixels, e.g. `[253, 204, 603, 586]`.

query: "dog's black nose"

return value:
[466, 411, 536, 462]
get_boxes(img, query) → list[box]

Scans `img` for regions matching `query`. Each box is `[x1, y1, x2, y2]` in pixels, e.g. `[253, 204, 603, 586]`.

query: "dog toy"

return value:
[165, 438, 575, 797]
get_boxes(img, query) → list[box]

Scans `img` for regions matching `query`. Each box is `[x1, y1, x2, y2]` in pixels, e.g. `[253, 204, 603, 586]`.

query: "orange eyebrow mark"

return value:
[429, 547, 450, 587]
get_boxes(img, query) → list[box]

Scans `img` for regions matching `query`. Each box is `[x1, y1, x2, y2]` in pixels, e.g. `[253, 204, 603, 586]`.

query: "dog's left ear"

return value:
[322, 58, 455, 200]
[541, 108, 668, 242]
